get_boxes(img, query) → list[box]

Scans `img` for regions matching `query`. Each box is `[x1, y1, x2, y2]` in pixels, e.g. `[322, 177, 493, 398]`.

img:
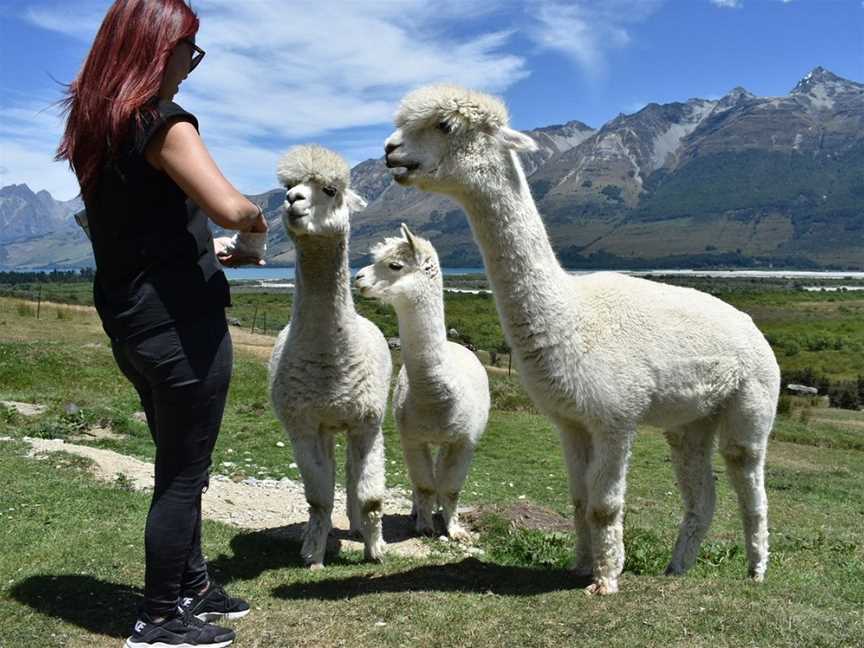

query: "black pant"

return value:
[111, 315, 232, 618]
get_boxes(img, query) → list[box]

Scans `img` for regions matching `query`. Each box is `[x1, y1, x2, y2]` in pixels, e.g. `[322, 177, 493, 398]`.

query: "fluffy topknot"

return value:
[276, 145, 351, 192]
[395, 84, 510, 134]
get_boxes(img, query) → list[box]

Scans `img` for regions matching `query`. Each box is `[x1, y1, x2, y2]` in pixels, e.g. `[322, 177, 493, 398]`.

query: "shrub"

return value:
[829, 382, 861, 410]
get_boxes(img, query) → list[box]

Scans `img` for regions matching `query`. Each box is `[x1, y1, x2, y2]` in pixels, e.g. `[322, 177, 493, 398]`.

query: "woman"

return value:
[57, 1, 264, 646]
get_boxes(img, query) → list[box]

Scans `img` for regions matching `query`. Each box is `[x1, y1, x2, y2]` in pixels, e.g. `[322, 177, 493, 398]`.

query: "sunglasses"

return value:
[183, 38, 206, 72]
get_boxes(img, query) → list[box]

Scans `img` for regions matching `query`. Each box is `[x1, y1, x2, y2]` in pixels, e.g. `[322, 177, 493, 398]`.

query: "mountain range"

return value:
[2, 67, 861, 270]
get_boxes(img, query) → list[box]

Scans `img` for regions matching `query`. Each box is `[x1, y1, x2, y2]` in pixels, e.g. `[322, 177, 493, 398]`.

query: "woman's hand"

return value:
[217, 253, 266, 267]
[213, 232, 267, 267]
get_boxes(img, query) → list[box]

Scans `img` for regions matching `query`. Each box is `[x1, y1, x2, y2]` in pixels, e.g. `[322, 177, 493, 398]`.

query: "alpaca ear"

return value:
[495, 127, 538, 153]
[401, 222, 420, 260]
[400, 222, 415, 242]
[345, 189, 367, 212]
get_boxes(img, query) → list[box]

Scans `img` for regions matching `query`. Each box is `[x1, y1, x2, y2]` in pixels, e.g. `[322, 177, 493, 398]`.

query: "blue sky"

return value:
[1, 0, 861, 201]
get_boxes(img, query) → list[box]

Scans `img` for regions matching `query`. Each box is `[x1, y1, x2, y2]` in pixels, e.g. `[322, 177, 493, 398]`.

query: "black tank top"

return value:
[85, 99, 230, 341]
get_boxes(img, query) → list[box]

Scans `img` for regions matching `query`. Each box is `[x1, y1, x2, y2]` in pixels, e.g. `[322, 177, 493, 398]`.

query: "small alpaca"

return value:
[269, 145, 392, 567]
[355, 224, 490, 540]
[383, 85, 780, 594]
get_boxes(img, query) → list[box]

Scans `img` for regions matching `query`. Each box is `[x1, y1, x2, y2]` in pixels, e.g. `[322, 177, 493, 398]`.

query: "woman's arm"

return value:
[145, 119, 267, 233]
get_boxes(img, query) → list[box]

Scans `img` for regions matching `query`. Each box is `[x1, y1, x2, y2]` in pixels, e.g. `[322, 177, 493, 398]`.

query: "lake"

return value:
[224, 267, 864, 282]
[224, 267, 485, 281]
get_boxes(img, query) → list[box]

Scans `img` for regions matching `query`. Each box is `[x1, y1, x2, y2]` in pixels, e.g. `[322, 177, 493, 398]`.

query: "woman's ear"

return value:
[495, 127, 538, 153]
[344, 189, 368, 212]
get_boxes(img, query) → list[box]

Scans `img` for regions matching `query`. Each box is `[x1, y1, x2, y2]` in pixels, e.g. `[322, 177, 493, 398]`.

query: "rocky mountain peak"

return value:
[0, 183, 36, 200]
[725, 86, 754, 101]
[792, 66, 861, 95]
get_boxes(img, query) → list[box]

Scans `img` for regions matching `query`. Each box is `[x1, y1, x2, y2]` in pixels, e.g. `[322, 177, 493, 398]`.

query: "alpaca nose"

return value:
[384, 141, 400, 155]
[287, 189, 306, 204]
[355, 272, 364, 281]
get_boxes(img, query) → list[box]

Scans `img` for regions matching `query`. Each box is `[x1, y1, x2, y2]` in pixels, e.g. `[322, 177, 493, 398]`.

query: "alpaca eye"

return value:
[322, 186, 337, 197]
[437, 121, 452, 134]
[388, 262, 403, 271]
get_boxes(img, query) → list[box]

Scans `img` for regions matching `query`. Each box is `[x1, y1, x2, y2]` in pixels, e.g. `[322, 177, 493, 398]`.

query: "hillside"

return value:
[2, 67, 861, 270]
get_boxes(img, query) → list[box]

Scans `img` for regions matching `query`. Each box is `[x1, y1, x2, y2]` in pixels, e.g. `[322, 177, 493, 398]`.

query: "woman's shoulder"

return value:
[154, 99, 198, 127]
[130, 99, 198, 156]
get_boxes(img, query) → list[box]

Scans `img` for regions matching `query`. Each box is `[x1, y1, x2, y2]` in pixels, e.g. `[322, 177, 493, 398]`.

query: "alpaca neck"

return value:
[291, 232, 355, 329]
[392, 289, 450, 396]
[455, 152, 582, 356]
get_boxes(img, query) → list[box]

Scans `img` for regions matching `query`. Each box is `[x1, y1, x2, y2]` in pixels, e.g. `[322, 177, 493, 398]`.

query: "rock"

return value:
[64, 403, 81, 416]
[0, 401, 47, 417]
[276, 441, 285, 448]
[132, 411, 148, 423]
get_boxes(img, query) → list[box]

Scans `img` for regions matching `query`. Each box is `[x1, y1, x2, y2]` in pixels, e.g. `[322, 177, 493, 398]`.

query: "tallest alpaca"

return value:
[384, 85, 780, 594]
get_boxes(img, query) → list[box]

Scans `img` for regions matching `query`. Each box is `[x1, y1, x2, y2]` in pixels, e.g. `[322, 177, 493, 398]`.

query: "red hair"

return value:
[56, 0, 199, 201]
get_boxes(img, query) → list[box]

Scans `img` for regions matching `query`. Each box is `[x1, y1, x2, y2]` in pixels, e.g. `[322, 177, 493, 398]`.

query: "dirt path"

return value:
[3, 436, 453, 559]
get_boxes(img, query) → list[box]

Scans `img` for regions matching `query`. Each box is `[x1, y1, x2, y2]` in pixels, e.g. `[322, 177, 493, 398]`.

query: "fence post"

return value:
[36, 285, 42, 319]
[262, 312, 267, 336]
[250, 305, 258, 334]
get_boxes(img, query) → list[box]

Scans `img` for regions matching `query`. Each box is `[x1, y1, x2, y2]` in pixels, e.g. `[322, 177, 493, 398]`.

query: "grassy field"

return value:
[1, 294, 863, 647]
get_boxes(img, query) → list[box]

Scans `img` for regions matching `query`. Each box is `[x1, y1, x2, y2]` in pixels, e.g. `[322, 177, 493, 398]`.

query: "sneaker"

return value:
[180, 583, 250, 622]
[124, 609, 235, 647]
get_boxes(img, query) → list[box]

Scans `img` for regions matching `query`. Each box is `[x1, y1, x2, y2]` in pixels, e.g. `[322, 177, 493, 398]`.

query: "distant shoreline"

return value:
[3, 267, 864, 281]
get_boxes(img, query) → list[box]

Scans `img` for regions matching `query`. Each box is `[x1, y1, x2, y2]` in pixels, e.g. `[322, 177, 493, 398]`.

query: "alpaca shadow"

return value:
[332, 512, 423, 543]
[10, 575, 141, 638]
[207, 513, 432, 585]
[272, 557, 590, 601]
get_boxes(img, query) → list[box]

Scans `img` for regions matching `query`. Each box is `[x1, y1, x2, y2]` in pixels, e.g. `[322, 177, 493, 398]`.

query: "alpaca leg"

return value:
[664, 420, 718, 576]
[402, 439, 437, 536]
[291, 430, 335, 568]
[585, 429, 634, 595]
[719, 390, 773, 581]
[434, 441, 476, 542]
[347, 425, 387, 562]
[345, 445, 361, 537]
[558, 422, 593, 577]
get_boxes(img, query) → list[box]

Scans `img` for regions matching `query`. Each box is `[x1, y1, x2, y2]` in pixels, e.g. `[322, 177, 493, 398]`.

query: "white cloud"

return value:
[10, 0, 671, 197]
[11, 0, 528, 196]
[710, 0, 742, 8]
[527, 1, 665, 77]
[23, 4, 104, 38]
[0, 101, 79, 200]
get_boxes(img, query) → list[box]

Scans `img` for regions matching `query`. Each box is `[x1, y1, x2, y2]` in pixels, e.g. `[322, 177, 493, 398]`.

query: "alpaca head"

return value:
[355, 223, 441, 307]
[276, 145, 367, 238]
[384, 84, 538, 195]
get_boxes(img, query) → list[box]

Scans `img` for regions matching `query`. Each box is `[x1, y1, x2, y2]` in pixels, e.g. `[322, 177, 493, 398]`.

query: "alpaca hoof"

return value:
[364, 540, 387, 563]
[308, 562, 324, 571]
[416, 522, 436, 537]
[749, 570, 766, 583]
[664, 563, 685, 576]
[446, 524, 475, 544]
[585, 579, 618, 596]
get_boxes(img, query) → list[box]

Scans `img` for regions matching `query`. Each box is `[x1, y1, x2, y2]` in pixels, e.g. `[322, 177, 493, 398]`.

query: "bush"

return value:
[829, 383, 861, 410]
[489, 375, 537, 413]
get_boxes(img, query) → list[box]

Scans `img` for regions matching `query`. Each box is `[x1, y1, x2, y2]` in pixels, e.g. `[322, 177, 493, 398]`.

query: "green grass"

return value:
[2, 293, 864, 646]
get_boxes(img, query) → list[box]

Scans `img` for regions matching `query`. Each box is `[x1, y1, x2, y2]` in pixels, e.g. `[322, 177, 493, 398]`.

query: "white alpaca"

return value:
[269, 145, 392, 568]
[383, 85, 780, 594]
[355, 224, 490, 541]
